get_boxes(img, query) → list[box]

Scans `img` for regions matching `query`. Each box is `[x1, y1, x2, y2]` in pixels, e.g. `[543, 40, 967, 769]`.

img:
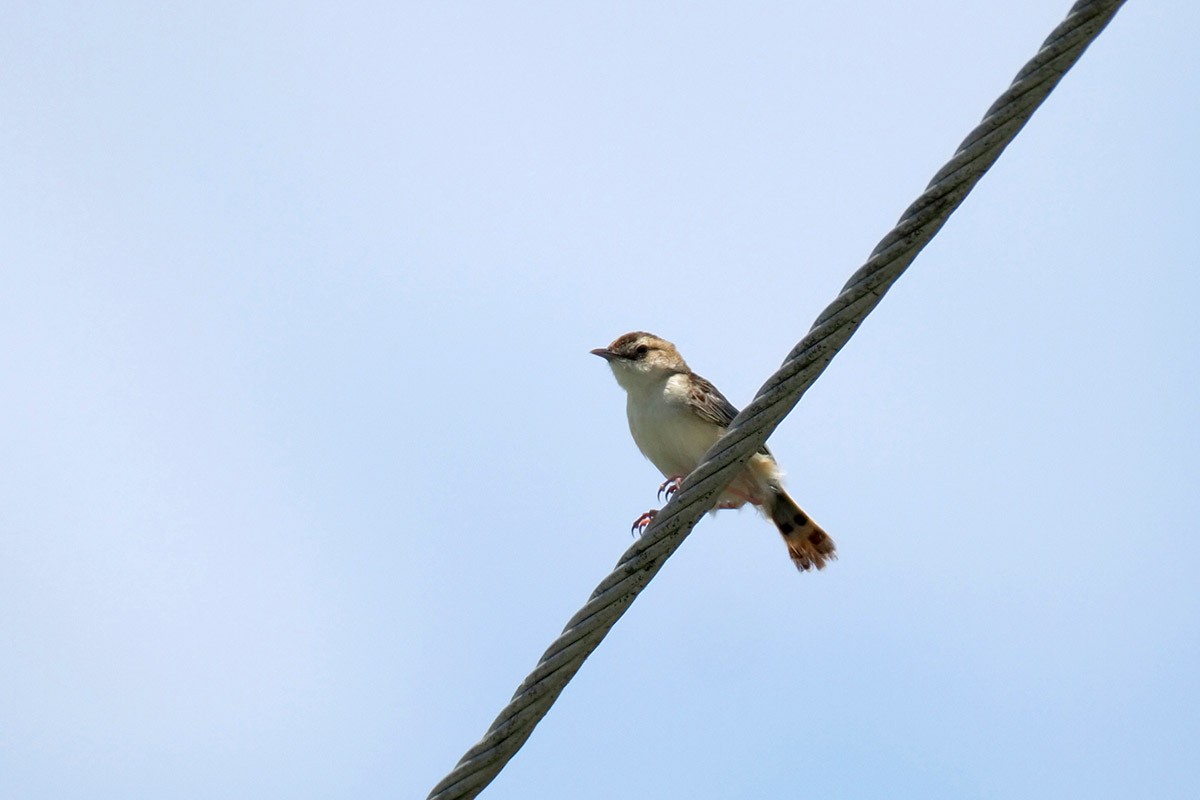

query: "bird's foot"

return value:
[631, 509, 658, 537]
[657, 476, 684, 502]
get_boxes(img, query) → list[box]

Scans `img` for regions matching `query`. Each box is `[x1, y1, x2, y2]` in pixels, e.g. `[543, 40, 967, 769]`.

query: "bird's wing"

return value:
[687, 373, 739, 427]
[687, 373, 773, 457]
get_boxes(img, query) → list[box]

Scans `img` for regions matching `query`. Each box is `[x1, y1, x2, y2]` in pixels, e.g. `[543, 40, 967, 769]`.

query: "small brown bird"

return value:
[592, 331, 836, 571]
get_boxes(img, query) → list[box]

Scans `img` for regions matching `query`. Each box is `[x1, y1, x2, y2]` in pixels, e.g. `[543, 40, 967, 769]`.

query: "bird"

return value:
[591, 331, 835, 572]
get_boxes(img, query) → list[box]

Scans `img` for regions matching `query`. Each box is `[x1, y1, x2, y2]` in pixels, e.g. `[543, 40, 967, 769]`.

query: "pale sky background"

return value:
[2, 3, 1198, 799]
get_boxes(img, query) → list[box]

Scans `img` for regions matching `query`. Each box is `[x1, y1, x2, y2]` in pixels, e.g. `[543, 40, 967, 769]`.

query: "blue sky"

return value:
[2, 3, 1197, 798]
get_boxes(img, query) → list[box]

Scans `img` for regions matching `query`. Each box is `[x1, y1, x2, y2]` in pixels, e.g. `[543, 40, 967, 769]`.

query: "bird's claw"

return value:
[631, 509, 658, 537]
[633, 478, 680, 535]
[657, 476, 683, 502]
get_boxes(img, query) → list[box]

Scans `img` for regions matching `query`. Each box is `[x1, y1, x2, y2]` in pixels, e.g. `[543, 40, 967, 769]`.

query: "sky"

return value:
[2, 2, 1198, 799]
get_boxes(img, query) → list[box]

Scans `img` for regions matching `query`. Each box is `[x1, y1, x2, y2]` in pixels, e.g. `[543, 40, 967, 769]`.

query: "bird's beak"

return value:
[590, 347, 617, 361]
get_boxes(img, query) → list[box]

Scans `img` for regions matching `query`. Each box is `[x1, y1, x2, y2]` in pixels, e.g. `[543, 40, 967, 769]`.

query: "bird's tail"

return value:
[766, 488, 836, 572]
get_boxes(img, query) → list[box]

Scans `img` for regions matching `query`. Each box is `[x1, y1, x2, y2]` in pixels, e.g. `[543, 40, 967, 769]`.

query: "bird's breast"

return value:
[625, 375, 723, 479]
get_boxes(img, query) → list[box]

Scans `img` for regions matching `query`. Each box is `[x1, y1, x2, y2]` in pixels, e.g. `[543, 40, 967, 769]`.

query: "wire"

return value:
[427, 2, 1128, 797]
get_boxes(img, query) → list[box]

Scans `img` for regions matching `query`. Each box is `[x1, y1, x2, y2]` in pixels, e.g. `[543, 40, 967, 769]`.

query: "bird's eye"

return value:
[635, 344, 649, 358]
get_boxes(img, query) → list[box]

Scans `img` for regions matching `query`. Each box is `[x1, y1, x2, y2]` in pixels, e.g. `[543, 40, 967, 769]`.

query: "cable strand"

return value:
[427, 3, 1126, 797]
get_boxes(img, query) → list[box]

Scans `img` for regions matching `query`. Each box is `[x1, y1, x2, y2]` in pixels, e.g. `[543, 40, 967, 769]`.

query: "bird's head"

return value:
[591, 331, 688, 392]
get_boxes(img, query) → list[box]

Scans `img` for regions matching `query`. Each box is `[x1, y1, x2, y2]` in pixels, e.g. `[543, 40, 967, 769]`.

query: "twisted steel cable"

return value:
[428, 2, 1127, 797]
